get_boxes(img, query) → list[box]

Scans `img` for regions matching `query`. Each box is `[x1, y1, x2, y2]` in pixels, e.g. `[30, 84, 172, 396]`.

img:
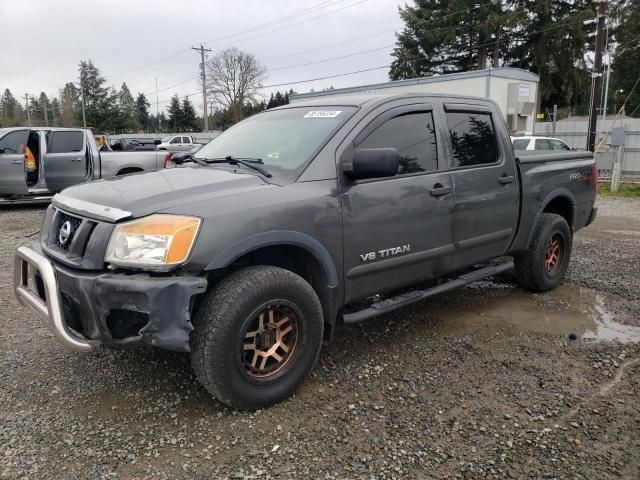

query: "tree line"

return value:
[0, 56, 295, 132]
[391, 0, 640, 113]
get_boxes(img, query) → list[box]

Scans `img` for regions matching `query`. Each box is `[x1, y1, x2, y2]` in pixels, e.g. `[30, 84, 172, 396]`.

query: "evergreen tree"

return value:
[611, 0, 640, 115]
[50, 98, 62, 127]
[116, 83, 140, 132]
[60, 82, 79, 127]
[78, 59, 110, 129]
[0, 89, 25, 127]
[181, 96, 199, 131]
[135, 93, 151, 131]
[31, 92, 52, 126]
[167, 94, 182, 131]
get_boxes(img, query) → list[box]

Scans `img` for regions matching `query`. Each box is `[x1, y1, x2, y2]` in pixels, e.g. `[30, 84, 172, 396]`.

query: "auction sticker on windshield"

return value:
[304, 110, 343, 118]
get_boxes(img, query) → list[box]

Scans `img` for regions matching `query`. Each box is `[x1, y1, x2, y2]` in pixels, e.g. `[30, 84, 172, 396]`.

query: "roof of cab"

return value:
[273, 92, 498, 110]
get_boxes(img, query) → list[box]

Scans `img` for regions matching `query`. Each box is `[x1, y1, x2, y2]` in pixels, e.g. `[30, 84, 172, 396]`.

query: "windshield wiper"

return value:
[204, 156, 272, 178]
[173, 153, 209, 167]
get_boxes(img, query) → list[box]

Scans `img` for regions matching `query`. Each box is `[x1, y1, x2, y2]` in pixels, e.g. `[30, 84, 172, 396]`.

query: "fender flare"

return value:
[526, 188, 577, 248]
[204, 230, 339, 288]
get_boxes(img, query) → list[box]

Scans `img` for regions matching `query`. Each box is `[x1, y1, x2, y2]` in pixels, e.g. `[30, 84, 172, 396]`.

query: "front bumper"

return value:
[14, 244, 207, 353]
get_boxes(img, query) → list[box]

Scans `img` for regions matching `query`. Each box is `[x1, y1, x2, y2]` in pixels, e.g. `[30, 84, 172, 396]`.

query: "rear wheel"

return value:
[514, 213, 572, 292]
[190, 266, 323, 409]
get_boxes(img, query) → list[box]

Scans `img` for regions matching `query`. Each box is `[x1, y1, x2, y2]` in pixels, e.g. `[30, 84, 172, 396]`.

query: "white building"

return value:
[290, 67, 539, 134]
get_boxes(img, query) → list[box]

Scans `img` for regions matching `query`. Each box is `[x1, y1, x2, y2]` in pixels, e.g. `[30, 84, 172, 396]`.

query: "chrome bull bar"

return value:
[14, 245, 95, 352]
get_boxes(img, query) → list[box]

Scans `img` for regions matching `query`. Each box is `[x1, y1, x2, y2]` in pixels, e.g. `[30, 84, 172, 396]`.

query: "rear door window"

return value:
[0, 130, 29, 154]
[182, 137, 191, 143]
[512, 139, 529, 150]
[358, 111, 438, 174]
[47, 131, 84, 153]
[534, 139, 552, 150]
[550, 139, 571, 151]
[446, 111, 498, 167]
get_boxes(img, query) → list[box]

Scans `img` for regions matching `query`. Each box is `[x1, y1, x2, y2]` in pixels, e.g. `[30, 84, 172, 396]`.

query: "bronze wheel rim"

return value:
[240, 304, 300, 379]
[545, 234, 563, 272]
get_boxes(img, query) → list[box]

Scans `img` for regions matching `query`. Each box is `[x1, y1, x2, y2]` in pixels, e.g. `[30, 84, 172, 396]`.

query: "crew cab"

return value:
[156, 134, 200, 152]
[14, 95, 597, 409]
[0, 127, 171, 203]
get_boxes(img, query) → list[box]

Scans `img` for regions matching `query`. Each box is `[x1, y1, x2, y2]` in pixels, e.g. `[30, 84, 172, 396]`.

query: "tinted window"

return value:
[170, 137, 181, 144]
[550, 139, 571, 151]
[48, 131, 83, 153]
[534, 139, 551, 150]
[446, 111, 498, 167]
[182, 137, 191, 143]
[512, 139, 529, 150]
[358, 112, 438, 174]
[0, 130, 29, 154]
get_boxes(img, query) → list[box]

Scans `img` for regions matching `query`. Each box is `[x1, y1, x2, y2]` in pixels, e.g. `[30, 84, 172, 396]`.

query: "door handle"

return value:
[430, 184, 451, 197]
[11, 160, 22, 164]
[71, 157, 82, 162]
[499, 175, 515, 184]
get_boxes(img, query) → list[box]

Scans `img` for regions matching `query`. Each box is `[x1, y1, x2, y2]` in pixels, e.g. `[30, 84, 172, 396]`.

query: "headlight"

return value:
[105, 214, 201, 270]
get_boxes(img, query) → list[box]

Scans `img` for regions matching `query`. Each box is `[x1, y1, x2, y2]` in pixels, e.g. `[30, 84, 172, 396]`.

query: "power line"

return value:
[268, 44, 393, 72]
[104, 0, 354, 81]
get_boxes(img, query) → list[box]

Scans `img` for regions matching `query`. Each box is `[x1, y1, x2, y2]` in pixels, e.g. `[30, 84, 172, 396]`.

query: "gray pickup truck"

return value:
[0, 127, 171, 203]
[14, 94, 597, 409]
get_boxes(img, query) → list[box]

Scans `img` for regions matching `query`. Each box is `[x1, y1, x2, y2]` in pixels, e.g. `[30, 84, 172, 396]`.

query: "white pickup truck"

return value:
[156, 134, 202, 152]
[0, 127, 171, 203]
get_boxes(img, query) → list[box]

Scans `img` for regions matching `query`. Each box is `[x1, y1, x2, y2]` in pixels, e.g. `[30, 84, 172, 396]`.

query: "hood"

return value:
[57, 166, 275, 220]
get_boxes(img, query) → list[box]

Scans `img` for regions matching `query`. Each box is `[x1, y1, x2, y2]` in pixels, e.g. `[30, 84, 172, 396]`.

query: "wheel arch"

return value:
[204, 231, 339, 341]
[116, 166, 144, 176]
[526, 189, 576, 248]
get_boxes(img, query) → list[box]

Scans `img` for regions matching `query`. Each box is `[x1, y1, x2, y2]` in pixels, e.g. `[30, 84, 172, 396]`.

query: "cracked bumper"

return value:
[14, 244, 207, 353]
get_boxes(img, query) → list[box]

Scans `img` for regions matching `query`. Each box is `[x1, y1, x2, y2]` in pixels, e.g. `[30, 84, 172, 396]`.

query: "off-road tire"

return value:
[514, 213, 572, 292]
[190, 266, 324, 409]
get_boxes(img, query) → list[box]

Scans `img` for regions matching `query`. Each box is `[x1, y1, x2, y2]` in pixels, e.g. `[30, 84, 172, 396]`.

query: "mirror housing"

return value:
[343, 147, 399, 180]
[154, 139, 162, 145]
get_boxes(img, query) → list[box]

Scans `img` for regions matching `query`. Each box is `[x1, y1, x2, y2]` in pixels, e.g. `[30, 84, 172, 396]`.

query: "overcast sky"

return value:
[0, 0, 408, 113]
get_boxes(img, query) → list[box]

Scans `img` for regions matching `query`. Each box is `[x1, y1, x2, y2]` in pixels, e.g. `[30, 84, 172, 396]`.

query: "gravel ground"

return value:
[1, 197, 639, 480]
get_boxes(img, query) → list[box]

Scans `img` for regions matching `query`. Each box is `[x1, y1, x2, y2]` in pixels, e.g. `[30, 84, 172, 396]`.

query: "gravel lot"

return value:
[1, 197, 639, 479]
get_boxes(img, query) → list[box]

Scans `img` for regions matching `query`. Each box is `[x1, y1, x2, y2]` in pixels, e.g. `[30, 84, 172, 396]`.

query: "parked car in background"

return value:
[511, 136, 573, 151]
[0, 127, 171, 203]
[156, 134, 201, 152]
[109, 137, 160, 152]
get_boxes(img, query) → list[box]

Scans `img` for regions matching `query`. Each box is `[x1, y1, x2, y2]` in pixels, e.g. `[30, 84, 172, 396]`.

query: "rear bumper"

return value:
[14, 244, 207, 353]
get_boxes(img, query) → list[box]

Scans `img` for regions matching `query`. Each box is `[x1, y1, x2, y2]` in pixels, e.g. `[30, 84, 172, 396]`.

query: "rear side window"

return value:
[512, 139, 529, 150]
[48, 131, 83, 153]
[534, 139, 551, 150]
[182, 137, 191, 143]
[0, 130, 29, 154]
[550, 139, 571, 151]
[359, 111, 438, 174]
[446, 111, 498, 167]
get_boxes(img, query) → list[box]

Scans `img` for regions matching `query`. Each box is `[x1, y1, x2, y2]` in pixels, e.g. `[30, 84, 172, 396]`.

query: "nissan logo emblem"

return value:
[58, 220, 73, 246]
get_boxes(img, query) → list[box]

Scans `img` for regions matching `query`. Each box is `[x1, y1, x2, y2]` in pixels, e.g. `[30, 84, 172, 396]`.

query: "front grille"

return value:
[56, 213, 83, 251]
[41, 205, 115, 270]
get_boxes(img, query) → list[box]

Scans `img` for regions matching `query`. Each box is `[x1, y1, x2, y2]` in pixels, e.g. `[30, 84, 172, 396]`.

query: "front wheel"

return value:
[190, 266, 324, 409]
[514, 213, 572, 292]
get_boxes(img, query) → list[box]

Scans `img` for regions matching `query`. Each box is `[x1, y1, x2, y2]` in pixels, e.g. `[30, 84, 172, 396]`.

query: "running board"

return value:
[342, 260, 514, 325]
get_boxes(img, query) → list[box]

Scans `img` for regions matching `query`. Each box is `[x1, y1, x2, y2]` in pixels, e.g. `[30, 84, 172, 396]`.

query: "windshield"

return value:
[195, 106, 356, 179]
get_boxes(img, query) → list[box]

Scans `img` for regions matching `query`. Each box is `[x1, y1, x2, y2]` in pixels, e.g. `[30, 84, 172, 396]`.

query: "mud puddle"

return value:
[433, 283, 640, 342]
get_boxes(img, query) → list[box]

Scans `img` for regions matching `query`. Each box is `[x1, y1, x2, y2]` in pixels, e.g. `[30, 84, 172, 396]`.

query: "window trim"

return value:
[351, 105, 440, 182]
[443, 108, 503, 172]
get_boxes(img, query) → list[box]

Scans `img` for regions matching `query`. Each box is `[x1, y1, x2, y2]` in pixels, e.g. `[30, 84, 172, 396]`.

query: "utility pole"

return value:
[192, 44, 212, 132]
[24, 94, 31, 127]
[156, 77, 159, 133]
[586, 1, 608, 152]
[80, 87, 86, 128]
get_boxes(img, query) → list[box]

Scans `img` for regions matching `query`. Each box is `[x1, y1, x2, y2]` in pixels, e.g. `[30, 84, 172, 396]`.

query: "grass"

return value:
[598, 182, 640, 197]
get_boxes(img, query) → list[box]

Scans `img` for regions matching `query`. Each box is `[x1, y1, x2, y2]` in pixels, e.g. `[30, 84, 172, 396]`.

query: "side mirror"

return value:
[171, 152, 192, 165]
[343, 147, 399, 180]
[154, 139, 161, 145]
